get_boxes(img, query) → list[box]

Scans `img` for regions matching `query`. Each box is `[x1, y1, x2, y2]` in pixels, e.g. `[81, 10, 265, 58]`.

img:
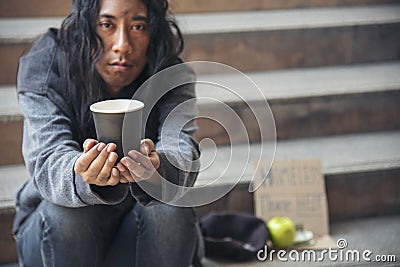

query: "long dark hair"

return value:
[59, 0, 184, 140]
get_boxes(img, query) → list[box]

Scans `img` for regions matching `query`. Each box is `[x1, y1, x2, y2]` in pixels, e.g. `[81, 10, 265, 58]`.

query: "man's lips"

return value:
[109, 61, 133, 71]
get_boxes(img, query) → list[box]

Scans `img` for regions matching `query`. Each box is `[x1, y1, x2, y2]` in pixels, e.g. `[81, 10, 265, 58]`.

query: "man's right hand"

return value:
[74, 138, 127, 186]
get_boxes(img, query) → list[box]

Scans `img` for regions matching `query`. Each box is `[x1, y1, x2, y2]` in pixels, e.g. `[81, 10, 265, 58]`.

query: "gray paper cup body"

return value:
[90, 99, 144, 159]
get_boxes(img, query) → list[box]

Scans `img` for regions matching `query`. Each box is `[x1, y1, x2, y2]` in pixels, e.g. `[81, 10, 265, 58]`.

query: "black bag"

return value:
[200, 211, 269, 262]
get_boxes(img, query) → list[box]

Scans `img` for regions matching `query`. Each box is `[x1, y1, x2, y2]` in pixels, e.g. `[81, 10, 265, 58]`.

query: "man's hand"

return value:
[116, 139, 161, 185]
[74, 138, 121, 186]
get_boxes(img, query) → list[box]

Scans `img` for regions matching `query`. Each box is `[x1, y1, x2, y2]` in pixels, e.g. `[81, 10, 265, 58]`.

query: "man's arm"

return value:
[154, 81, 201, 201]
[18, 92, 129, 207]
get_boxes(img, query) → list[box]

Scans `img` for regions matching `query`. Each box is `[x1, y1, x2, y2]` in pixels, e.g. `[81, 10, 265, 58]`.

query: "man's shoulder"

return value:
[17, 28, 61, 94]
[27, 28, 59, 54]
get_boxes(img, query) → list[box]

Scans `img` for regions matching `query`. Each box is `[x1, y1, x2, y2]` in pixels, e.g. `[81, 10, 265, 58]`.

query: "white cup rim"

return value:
[90, 99, 144, 114]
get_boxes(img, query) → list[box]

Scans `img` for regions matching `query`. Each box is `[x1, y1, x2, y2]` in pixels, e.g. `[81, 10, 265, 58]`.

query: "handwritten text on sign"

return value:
[254, 159, 329, 236]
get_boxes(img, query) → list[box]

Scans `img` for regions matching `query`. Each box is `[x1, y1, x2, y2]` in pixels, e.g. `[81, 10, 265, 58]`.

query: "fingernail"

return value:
[118, 163, 126, 172]
[106, 144, 112, 153]
[97, 143, 105, 152]
[108, 153, 117, 162]
[112, 168, 119, 176]
[129, 151, 137, 159]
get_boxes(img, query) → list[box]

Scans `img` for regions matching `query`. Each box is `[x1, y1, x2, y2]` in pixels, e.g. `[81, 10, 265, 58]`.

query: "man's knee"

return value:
[133, 204, 200, 266]
[36, 201, 99, 244]
[140, 204, 197, 231]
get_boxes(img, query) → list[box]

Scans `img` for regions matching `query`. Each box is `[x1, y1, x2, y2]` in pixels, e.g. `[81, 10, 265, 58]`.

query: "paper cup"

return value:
[90, 99, 144, 159]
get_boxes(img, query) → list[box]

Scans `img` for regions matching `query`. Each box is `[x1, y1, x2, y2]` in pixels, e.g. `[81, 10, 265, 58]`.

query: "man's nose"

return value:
[112, 27, 133, 54]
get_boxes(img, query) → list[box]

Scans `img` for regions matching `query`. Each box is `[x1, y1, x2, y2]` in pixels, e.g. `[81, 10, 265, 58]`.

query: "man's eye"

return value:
[132, 24, 146, 31]
[100, 22, 112, 29]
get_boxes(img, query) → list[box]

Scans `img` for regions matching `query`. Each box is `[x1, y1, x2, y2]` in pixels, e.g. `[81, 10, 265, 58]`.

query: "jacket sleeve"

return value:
[138, 82, 201, 204]
[129, 62, 201, 205]
[17, 30, 128, 207]
[18, 92, 129, 207]
[156, 82, 200, 187]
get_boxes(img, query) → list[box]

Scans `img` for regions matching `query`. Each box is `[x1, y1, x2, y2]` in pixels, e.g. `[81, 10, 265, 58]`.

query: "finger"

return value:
[128, 150, 153, 170]
[95, 150, 118, 183]
[85, 139, 97, 152]
[121, 157, 146, 178]
[119, 177, 130, 184]
[139, 139, 159, 170]
[117, 162, 136, 183]
[75, 143, 102, 172]
[106, 167, 120, 186]
[140, 143, 150, 155]
[140, 139, 155, 155]
[83, 139, 98, 153]
[106, 143, 117, 153]
[82, 139, 90, 151]
[86, 143, 111, 179]
[106, 143, 121, 161]
[148, 150, 160, 170]
[121, 171, 139, 183]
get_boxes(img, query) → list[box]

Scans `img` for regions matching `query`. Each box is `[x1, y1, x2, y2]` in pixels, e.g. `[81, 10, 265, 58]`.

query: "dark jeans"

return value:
[15, 196, 202, 267]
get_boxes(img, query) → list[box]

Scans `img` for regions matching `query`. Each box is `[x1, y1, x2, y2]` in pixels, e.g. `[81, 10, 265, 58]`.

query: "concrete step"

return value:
[194, 61, 400, 144]
[1, 5, 400, 84]
[0, 0, 71, 18]
[0, 206, 15, 264]
[0, 131, 399, 264]
[195, 130, 400, 220]
[1, 62, 400, 165]
[1, 0, 399, 18]
[172, 0, 400, 13]
[180, 5, 400, 73]
[0, 86, 23, 166]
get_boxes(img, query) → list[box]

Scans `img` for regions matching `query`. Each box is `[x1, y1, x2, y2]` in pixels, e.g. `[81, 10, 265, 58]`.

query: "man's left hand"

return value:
[117, 139, 161, 184]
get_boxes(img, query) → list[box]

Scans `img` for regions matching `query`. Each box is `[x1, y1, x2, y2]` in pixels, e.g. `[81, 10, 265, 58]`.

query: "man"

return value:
[13, 0, 202, 266]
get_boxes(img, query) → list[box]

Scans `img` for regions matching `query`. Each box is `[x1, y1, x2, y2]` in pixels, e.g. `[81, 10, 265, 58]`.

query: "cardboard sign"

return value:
[254, 159, 330, 237]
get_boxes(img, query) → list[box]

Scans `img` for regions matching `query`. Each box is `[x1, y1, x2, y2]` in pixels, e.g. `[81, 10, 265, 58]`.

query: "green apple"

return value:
[267, 216, 296, 248]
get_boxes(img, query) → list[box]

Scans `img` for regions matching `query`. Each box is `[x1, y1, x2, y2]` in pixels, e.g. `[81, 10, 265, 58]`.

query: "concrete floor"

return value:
[203, 215, 400, 266]
[1, 215, 398, 267]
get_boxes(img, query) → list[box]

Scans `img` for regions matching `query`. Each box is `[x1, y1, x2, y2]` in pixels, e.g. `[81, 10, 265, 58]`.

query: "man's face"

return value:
[95, 0, 150, 96]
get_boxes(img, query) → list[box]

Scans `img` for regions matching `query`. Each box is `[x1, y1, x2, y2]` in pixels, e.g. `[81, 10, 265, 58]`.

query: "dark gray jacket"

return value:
[13, 29, 200, 234]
